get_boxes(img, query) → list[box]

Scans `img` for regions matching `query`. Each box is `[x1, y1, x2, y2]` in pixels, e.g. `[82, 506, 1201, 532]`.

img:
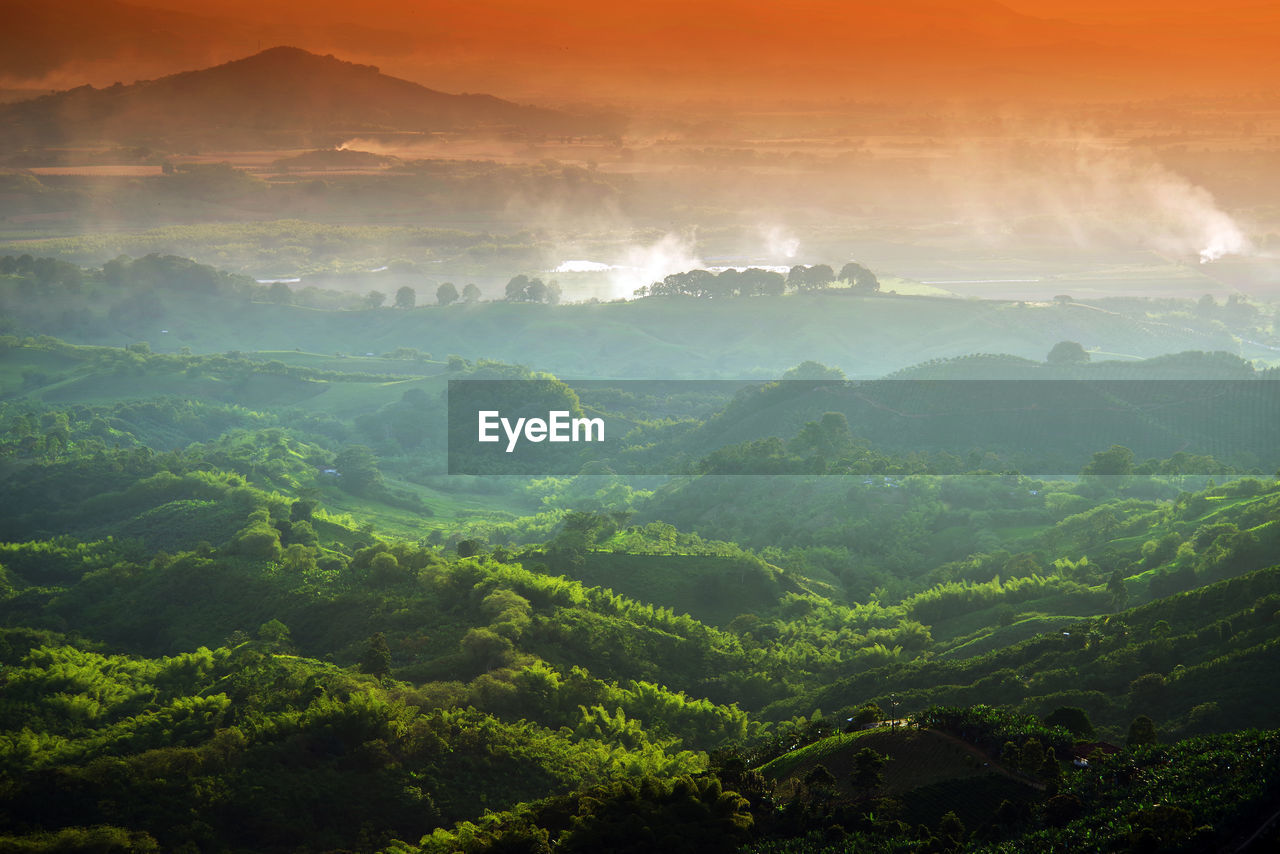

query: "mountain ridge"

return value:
[0, 46, 617, 148]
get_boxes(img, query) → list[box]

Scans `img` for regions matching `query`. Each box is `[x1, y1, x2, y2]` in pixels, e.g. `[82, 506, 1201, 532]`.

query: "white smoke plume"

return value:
[760, 225, 800, 260]
[946, 135, 1251, 264]
[611, 233, 703, 298]
[547, 233, 704, 299]
[1143, 175, 1249, 263]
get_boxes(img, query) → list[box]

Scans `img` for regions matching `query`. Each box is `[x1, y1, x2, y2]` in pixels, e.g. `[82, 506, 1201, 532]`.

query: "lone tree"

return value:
[782, 360, 846, 381]
[1107, 568, 1129, 610]
[267, 281, 293, 304]
[462, 283, 482, 303]
[849, 746, 890, 792]
[360, 632, 392, 678]
[505, 274, 534, 301]
[939, 811, 966, 847]
[1038, 748, 1062, 794]
[806, 263, 835, 289]
[804, 764, 837, 791]
[436, 282, 459, 306]
[1046, 340, 1089, 364]
[395, 285, 416, 309]
[846, 702, 884, 729]
[1083, 444, 1135, 476]
[787, 264, 835, 291]
[1044, 706, 1095, 739]
[839, 261, 880, 292]
[334, 444, 382, 494]
[257, 618, 293, 652]
[1127, 714, 1158, 747]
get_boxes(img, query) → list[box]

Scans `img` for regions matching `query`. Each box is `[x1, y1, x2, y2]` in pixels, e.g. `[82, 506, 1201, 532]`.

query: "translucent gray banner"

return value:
[447, 379, 1279, 476]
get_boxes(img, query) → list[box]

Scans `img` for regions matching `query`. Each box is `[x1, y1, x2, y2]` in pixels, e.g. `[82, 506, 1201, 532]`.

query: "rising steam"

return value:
[611, 234, 703, 298]
[551, 234, 704, 299]
[948, 136, 1251, 265]
[761, 225, 800, 260]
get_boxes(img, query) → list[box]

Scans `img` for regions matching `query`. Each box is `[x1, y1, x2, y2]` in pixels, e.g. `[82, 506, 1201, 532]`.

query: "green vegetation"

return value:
[0, 252, 1277, 851]
[3, 253, 1271, 379]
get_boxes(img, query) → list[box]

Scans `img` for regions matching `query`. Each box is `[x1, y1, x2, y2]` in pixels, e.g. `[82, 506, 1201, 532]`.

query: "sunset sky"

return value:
[3, 0, 1278, 105]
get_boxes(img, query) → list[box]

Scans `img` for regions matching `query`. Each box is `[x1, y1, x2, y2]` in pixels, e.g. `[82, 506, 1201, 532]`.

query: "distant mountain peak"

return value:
[214, 45, 381, 76]
[0, 48, 617, 147]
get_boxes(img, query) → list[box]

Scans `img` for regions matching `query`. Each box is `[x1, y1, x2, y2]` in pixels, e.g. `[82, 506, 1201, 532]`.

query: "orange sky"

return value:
[4, 0, 1279, 105]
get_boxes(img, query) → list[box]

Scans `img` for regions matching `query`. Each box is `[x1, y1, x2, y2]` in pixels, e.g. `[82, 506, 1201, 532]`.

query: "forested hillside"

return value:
[1, 253, 1266, 379]
[1, 254, 1278, 852]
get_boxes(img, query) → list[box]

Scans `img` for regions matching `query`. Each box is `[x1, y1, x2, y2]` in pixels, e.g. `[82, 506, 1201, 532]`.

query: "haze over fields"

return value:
[1, 0, 1278, 303]
[1, 3, 1279, 853]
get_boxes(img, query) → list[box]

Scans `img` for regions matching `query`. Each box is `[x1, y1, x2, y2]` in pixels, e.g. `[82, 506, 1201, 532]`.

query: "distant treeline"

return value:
[632, 262, 880, 299]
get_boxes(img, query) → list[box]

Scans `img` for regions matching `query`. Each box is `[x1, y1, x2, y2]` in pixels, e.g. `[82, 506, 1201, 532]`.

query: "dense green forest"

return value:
[1, 254, 1278, 852]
